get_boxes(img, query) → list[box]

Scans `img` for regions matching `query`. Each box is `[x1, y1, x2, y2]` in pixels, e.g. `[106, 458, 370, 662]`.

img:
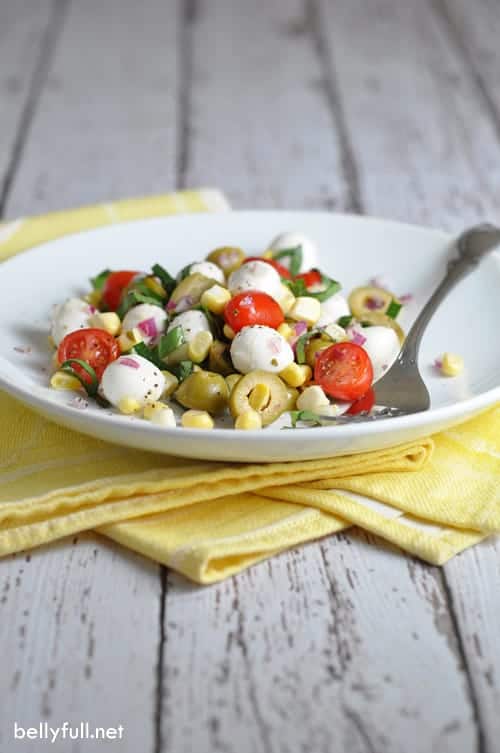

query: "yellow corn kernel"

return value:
[187, 330, 214, 363]
[50, 371, 82, 391]
[296, 385, 330, 412]
[118, 397, 141, 414]
[85, 289, 103, 307]
[48, 335, 55, 349]
[89, 311, 122, 336]
[144, 276, 166, 297]
[278, 284, 296, 315]
[143, 401, 176, 427]
[181, 410, 214, 430]
[161, 371, 179, 398]
[279, 363, 312, 388]
[226, 374, 242, 392]
[441, 352, 464, 377]
[200, 284, 232, 315]
[248, 383, 271, 411]
[118, 327, 143, 353]
[289, 296, 321, 326]
[234, 409, 263, 430]
[262, 250, 274, 259]
[223, 324, 235, 340]
[277, 322, 294, 340]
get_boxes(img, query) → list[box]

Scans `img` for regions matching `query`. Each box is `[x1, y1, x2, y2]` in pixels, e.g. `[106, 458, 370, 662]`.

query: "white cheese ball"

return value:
[269, 231, 318, 273]
[360, 326, 400, 383]
[100, 355, 165, 407]
[188, 261, 225, 285]
[121, 304, 167, 344]
[230, 325, 294, 374]
[228, 260, 282, 302]
[316, 293, 350, 328]
[167, 309, 211, 343]
[50, 298, 93, 346]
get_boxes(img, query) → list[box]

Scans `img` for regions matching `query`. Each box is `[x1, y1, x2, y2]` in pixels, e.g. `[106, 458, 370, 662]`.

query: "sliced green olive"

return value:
[207, 246, 245, 274]
[229, 370, 288, 426]
[170, 273, 215, 306]
[174, 371, 229, 414]
[208, 340, 234, 376]
[360, 311, 406, 345]
[304, 337, 333, 369]
[348, 286, 399, 320]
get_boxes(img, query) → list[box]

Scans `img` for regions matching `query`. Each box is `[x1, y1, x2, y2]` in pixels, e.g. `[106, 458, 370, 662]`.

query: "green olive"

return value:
[304, 337, 332, 369]
[174, 371, 229, 414]
[208, 340, 234, 376]
[229, 370, 288, 426]
[207, 246, 245, 274]
[348, 286, 399, 320]
[170, 273, 215, 306]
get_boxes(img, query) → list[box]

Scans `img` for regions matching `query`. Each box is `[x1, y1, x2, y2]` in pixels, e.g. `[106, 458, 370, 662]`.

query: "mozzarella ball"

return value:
[269, 231, 318, 272]
[360, 326, 400, 383]
[230, 325, 294, 374]
[50, 298, 93, 346]
[316, 293, 350, 328]
[228, 260, 282, 302]
[187, 261, 225, 285]
[121, 304, 167, 344]
[167, 309, 211, 343]
[100, 355, 165, 407]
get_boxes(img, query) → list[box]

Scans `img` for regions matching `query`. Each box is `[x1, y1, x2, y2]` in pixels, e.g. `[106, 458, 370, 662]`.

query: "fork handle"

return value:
[397, 223, 500, 367]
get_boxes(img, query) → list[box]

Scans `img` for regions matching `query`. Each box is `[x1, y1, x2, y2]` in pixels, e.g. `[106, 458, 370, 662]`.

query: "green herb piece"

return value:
[294, 327, 334, 364]
[90, 269, 111, 291]
[272, 246, 303, 277]
[157, 326, 185, 359]
[337, 315, 353, 328]
[132, 278, 165, 303]
[360, 320, 374, 328]
[311, 274, 341, 302]
[152, 264, 177, 296]
[59, 358, 99, 397]
[132, 342, 164, 369]
[169, 360, 194, 382]
[289, 410, 323, 428]
[117, 290, 165, 319]
[386, 299, 402, 319]
[177, 263, 193, 281]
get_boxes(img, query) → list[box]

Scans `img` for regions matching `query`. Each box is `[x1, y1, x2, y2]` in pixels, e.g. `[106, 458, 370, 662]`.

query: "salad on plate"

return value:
[48, 232, 405, 430]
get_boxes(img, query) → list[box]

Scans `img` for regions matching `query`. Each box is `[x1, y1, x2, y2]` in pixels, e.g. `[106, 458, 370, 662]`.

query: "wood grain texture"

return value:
[4, 0, 181, 218]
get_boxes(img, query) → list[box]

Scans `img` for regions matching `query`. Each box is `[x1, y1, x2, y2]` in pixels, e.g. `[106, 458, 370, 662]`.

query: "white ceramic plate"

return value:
[0, 211, 499, 462]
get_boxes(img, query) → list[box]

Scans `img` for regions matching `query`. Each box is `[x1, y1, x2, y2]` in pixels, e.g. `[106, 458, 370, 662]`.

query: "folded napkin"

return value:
[1, 191, 499, 583]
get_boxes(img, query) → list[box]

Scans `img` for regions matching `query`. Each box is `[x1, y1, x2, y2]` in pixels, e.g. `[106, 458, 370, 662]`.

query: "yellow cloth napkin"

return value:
[1, 191, 499, 583]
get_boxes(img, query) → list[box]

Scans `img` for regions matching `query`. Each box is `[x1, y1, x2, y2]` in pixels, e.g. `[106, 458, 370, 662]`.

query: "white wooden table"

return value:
[1, 1, 499, 751]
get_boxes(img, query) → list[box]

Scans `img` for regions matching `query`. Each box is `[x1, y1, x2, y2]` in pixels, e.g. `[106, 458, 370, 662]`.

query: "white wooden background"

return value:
[1, 1, 499, 751]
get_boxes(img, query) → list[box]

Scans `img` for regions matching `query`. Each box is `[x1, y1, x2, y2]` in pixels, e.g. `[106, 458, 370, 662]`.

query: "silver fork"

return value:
[318, 223, 500, 424]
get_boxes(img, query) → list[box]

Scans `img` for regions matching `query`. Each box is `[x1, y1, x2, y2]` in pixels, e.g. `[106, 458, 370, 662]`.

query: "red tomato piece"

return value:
[295, 269, 322, 288]
[58, 328, 120, 382]
[223, 291, 285, 333]
[314, 342, 373, 401]
[245, 256, 291, 279]
[346, 387, 375, 415]
[102, 270, 138, 310]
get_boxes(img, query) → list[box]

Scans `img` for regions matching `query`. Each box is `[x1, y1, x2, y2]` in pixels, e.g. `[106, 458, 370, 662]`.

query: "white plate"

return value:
[0, 211, 499, 462]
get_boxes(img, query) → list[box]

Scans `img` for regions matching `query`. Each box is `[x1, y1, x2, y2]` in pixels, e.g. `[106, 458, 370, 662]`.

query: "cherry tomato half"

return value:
[245, 256, 291, 279]
[314, 342, 373, 401]
[58, 328, 120, 383]
[102, 270, 138, 310]
[346, 387, 375, 415]
[295, 269, 322, 288]
[223, 291, 285, 333]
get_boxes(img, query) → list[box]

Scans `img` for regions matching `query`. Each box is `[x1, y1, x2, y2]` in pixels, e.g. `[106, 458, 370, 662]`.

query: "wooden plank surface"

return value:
[1, 0, 499, 751]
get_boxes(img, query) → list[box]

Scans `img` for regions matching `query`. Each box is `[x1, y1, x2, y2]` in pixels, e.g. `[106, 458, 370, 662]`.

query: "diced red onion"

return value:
[434, 357, 443, 370]
[369, 275, 391, 290]
[348, 327, 367, 346]
[166, 300, 177, 312]
[365, 296, 385, 310]
[293, 321, 308, 337]
[138, 317, 158, 339]
[88, 305, 97, 314]
[119, 357, 140, 369]
[399, 293, 413, 303]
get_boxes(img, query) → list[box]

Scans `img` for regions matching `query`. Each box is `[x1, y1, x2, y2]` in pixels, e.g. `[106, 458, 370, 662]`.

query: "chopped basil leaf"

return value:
[360, 320, 374, 328]
[386, 299, 402, 319]
[151, 264, 177, 296]
[289, 409, 323, 428]
[90, 269, 111, 291]
[272, 246, 303, 277]
[177, 263, 193, 281]
[337, 315, 353, 328]
[295, 327, 335, 364]
[157, 326, 184, 359]
[283, 277, 307, 297]
[132, 278, 165, 303]
[170, 360, 193, 382]
[117, 289, 164, 319]
[59, 359, 99, 397]
[311, 275, 341, 302]
[132, 342, 164, 369]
